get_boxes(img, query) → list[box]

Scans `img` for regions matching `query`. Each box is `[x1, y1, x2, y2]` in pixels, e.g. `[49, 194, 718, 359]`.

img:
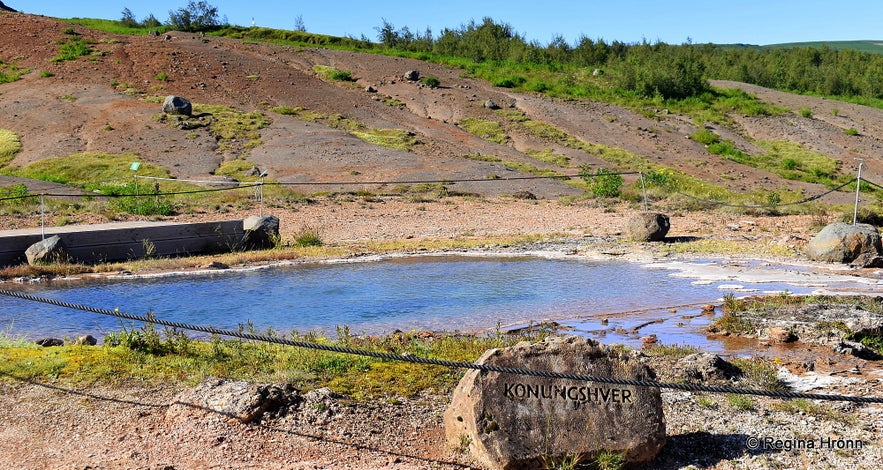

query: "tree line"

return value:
[376, 17, 883, 102]
[119, 2, 883, 103]
[121, 1, 225, 33]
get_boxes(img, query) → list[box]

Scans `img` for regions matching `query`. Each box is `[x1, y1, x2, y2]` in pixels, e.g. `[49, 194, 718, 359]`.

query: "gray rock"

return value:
[403, 70, 420, 81]
[241, 215, 280, 249]
[35, 338, 64, 347]
[76, 334, 98, 346]
[444, 336, 665, 468]
[626, 212, 670, 242]
[805, 222, 882, 263]
[166, 378, 298, 424]
[162, 95, 193, 116]
[25, 235, 68, 265]
[676, 352, 739, 382]
[483, 99, 500, 110]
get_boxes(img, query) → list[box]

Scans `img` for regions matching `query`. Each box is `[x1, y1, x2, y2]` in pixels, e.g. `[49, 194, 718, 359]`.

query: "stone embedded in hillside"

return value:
[805, 222, 882, 263]
[166, 378, 299, 424]
[625, 212, 670, 242]
[484, 99, 500, 110]
[676, 352, 739, 382]
[162, 95, 193, 116]
[25, 235, 68, 265]
[403, 70, 420, 81]
[444, 336, 665, 469]
[241, 215, 280, 249]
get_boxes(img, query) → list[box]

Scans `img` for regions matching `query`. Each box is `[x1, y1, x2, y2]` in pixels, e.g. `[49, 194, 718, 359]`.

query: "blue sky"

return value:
[10, 1, 883, 46]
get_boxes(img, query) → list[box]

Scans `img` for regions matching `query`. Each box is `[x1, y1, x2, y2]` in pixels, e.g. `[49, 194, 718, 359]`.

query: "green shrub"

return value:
[420, 76, 440, 88]
[493, 76, 525, 88]
[581, 166, 623, 198]
[53, 37, 93, 62]
[799, 107, 813, 118]
[845, 127, 859, 136]
[293, 227, 323, 247]
[690, 129, 720, 145]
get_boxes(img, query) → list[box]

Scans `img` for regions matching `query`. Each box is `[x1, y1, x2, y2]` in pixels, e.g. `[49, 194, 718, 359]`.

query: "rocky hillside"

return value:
[1, 11, 881, 203]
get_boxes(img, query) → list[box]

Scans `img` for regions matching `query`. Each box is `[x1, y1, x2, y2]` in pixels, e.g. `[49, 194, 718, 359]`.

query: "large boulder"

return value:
[166, 378, 298, 424]
[444, 336, 665, 469]
[25, 235, 68, 265]
[805, 222, 882, 263]
[403, 70, 420, 81]
[162, 95, 193, 116]
[626, 212, 670, 242]
[241, 215, 280, 249]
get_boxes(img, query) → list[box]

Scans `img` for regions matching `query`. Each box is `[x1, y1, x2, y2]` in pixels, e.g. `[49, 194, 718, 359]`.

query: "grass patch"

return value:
[731, 356, 786, 392]
[458, 118, 509, 144]
[0, 60, 28, 84]
[272, 105, 414, 151]
[52, 36, 94, 62]
[0, 128, 22, 168]
[350, 128, 417, 151]
[161, 104, 271, 152]
[312, 65, 355, 82]
[524, 148, 570, 167]
[0, 325, 546, 400]
[12, 152, 169, 187]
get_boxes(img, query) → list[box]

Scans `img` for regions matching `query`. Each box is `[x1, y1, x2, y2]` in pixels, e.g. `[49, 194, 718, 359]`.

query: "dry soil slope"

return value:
[0, 11, 878, 202]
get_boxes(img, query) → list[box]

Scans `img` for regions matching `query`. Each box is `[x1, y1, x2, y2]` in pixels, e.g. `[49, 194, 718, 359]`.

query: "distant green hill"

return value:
[765, 40, 883, 54]
[716, 40, 883, 54]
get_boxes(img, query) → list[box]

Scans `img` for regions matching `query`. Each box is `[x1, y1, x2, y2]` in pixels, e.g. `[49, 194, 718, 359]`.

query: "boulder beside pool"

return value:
[444, 336, 665, 469]
[805, 222, 882, 263]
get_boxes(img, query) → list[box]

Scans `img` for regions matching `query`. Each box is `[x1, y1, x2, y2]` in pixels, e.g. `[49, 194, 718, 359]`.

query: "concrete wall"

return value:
[0, 220, 245, 266]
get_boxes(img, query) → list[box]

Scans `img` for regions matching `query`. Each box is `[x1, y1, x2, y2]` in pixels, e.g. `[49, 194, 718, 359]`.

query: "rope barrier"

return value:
[3, 169, 865, 209]
[2, 289, 881, 404]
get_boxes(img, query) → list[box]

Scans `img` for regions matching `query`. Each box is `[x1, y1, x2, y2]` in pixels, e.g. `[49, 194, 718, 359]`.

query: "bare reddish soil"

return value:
[2, 12, 882, 202]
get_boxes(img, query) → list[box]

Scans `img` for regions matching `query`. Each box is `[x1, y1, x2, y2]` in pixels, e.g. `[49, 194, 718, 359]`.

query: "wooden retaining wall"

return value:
[0, 220, 245, 266]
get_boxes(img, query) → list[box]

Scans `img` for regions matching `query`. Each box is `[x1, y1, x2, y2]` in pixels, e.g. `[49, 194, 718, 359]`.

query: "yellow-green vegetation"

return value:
[191, 104, 270, 151]
[215, 159, 262, 180]
[462, 154, 561, 177]
[13, 152, 169, 187]
[726, 394, 755, 411]
[754, 140, 846, 186]
[272, 105, 416, 151]
[0, 128, 22, 168]
[730, 357, 786, 392]
[501, 112, 763, 206]
[642, 343, 700, 359]
[458, 117, 509, 144]
[0, 59, 28, 84]
[659, 237, 796, 258]
[771, 399, 854, 423]
[524, 148, 570, 167]
[312, 65, 354, 82]
[351, 128, 417, 151]
[0, 324, 545, 400]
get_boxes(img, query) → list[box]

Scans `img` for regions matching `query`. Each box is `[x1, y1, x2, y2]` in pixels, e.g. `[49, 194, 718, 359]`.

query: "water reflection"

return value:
[1, 255, 840, 346]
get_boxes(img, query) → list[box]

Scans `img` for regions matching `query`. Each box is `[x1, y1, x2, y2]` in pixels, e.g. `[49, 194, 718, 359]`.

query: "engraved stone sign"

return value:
[444, 336, 665, 469]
